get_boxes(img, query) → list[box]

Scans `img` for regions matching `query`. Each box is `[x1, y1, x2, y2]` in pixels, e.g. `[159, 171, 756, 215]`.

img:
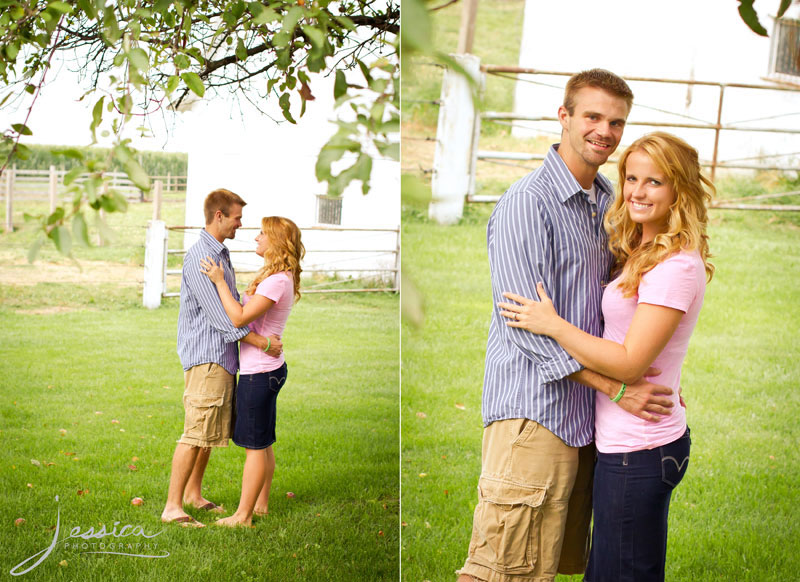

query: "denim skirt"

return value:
[232, 363, 287, 449]
[584, 427, 691, 582]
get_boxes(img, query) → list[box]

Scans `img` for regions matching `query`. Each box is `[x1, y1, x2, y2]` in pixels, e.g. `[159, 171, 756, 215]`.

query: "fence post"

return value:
[5, 165, 14, 233]
[143, 220, 168, 309]
[152, 180, 163, 221]
[49, 165, 57, 213]
[429, 54, 481, 225]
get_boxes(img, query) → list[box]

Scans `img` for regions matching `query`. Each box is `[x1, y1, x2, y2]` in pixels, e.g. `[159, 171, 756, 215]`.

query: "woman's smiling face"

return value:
[622, 150, 677, 242]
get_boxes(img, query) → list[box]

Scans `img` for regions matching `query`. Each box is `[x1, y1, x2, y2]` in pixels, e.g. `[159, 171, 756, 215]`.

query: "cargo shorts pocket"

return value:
[468, 477, 547, 575]
[183, 394, 225, 443]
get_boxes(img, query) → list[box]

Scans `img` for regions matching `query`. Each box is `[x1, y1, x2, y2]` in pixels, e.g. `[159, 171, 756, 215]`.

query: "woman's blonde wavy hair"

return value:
[605, 131, 715, 297]
[245, 216, 305, 301]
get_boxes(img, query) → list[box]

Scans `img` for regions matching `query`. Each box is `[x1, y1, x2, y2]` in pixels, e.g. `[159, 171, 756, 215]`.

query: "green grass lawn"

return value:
[1, 288, 399, 580]
[400, 206, 800, 582]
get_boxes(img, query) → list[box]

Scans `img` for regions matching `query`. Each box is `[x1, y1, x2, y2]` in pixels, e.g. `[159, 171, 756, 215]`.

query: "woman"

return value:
[199, 216, 305, 527]
[498, 132, 714, 581]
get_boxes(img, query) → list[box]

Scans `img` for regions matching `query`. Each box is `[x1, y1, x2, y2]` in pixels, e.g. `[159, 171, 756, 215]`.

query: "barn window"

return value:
[768, 10, 800, 84]
[316, 195, 342, 225]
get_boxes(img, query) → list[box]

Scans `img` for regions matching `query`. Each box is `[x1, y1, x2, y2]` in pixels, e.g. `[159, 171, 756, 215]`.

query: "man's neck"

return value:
[205, 225, 226, 244]
[556, 144, 599, 190]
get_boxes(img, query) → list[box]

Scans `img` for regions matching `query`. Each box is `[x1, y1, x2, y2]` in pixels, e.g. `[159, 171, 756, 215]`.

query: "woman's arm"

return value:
[499, 282, 684, 384]
[199, 257, 274, 327]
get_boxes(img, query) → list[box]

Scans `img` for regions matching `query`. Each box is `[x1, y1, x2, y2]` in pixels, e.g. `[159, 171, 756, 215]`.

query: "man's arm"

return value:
[241, 332, 282, 357]
[489, 193, 582, 382]
[569, 368, 674, 422]
[183, 251, 249, 343]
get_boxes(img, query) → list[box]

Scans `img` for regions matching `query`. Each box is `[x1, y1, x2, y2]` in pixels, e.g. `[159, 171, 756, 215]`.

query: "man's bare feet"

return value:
[253, 505, 269, 517]
[160, 514, 205, 528]
[214, 515, 254, 528]
[183, 497, 225, 513]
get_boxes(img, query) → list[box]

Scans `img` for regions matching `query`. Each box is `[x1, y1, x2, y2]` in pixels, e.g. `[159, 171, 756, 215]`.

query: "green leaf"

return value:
[48, 225, 72, 256]
[273, 30, 291, 48]
[124, 158, 151, 191]
[302, 24, 325, 49]
[128, 47, 149, 71]
[72, 213, 90, 247]
[77, 0, 97, 20]
[12, 123, 32, 136]
[334, 70, 348, 100]
[358, 59, 372, 84]
[737, 0, 768, 36]
[63, 165, 85, 186]
[174, 54, 190, 70]
[27, 235, 46, 264]
[46, 1, 73, 14]
[90, 96, 104, 140]
[181, 72, 205, 97]
[778, 0, 792, 18]
[166, 74, 180, 94]
[236, 38, 248, 61]
[279, 93, 296, 124]
[276, 48, 291, 70]
[15, 143, 31, 160]
[251, 4, 278, 24]
[24, 84, 36, 95]
[5, 43, 19, 61]
[282, 6, 304, 34]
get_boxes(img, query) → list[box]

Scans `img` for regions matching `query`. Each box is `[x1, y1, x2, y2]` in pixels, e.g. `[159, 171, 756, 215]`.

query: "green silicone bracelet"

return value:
[263, 337, 271, 353]
[611, 382, 626, 403]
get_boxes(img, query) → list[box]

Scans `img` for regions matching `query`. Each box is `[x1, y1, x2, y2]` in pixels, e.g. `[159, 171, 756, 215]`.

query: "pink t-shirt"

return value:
[239, 272, 294, 374]
[595, 250, 706, 453]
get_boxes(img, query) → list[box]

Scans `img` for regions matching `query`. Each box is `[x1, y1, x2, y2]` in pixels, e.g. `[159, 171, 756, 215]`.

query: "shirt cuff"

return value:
[537, 355, 583, 383]
[223, 325, 251, 343]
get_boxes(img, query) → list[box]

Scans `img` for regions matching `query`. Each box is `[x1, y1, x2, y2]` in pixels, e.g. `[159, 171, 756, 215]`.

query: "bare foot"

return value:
[253, 506, 269, 517]
[183, 497, 225, 513]
[160, 513, 205, 528]
[214, 515, 253, 528]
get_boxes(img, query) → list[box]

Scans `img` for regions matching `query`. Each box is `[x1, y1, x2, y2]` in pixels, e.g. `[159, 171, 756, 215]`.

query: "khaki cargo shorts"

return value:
[457, 418, 595, 582]
[177, 363, 234, 448]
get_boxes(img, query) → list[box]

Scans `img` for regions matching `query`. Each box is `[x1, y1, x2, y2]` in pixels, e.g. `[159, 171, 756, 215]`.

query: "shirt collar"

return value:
[200, 228, 228, 257]
[544, 144, 614, 205]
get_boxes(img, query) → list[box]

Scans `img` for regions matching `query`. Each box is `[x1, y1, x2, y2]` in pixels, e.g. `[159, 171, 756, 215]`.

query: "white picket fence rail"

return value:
[143, 223, 400, 308]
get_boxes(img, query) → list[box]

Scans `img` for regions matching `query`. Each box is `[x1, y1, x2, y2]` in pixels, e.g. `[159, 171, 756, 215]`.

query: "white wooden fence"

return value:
[143, 222, 400, 308]
[2, 166, 186, 232]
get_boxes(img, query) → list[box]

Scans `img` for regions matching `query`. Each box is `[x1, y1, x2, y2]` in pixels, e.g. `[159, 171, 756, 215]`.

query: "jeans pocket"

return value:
[269, 365, 287, 394]
[468, 477, 546, 575]
[660, 437, 690, 488]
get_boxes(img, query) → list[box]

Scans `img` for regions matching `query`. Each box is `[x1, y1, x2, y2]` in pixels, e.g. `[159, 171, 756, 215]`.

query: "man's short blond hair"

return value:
[203, 189, 246, 225]
[563, 69, 634, 115]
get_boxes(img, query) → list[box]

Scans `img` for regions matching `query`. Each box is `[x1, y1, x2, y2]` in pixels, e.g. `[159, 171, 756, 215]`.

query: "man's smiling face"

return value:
[558, 86, 629, 172]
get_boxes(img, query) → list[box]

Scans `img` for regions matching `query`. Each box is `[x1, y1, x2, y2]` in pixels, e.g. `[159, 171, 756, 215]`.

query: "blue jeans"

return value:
[584, 428, 691, 582]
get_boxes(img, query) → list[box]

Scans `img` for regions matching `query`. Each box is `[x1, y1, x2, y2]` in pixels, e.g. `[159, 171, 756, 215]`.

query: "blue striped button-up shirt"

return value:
[483, 144, 615, 447]
[177, 229, 250, 375]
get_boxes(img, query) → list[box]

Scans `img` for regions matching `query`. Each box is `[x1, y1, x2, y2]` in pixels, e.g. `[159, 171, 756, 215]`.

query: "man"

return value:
[160, 188, 281, 526]
[457, 70, 675, 581]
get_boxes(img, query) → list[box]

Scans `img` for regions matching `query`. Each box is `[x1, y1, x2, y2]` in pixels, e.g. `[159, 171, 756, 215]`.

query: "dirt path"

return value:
[0, 252, 143, 287]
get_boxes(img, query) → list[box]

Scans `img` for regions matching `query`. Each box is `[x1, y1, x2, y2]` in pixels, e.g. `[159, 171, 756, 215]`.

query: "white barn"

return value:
[178, 69, 399, 283]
